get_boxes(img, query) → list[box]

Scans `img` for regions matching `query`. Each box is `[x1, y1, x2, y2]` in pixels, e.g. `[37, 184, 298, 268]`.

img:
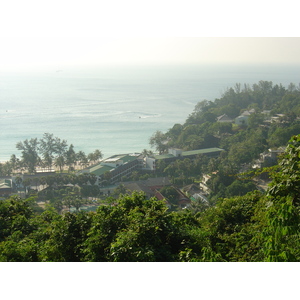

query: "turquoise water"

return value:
[1, 64, 299, 161]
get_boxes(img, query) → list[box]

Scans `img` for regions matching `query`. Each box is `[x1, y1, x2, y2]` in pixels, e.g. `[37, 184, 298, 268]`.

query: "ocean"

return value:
[1, 64, 300, 162]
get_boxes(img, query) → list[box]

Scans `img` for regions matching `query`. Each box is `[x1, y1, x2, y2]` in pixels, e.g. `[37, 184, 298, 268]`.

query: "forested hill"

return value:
[150, 80, 300, 167]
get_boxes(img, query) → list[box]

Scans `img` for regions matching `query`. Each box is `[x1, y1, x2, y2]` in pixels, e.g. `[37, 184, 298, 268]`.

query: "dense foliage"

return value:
[1, 135, 300, 261]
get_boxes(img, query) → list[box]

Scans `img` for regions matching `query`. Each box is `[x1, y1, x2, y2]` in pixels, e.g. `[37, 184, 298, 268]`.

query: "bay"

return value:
[1, 64, 299, 161]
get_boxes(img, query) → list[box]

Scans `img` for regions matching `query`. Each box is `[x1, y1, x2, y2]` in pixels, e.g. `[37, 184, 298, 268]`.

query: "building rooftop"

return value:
[154, 148, 224, 160]
[154, 153, 175, 160]
[103, 153, 142, 164]
[89, 164, 114, 176]
[0, 179, 12, 189]
[81, 153, 142, 176]
[182, 148, 224, 156]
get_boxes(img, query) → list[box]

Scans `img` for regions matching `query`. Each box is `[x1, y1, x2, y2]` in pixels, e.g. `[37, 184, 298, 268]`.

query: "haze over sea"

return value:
[1, 64, 300, 162]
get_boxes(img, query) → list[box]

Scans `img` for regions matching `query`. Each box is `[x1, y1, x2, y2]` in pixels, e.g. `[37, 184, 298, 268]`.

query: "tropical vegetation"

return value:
[1, 134, 300, 261]
[1, 80, 300, 261]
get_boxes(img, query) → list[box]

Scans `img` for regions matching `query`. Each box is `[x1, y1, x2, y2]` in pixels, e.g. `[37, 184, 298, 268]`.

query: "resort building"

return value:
[80, 153, 144, 184]
[145, 147, 224, 171]
[80, 147, 224, 184]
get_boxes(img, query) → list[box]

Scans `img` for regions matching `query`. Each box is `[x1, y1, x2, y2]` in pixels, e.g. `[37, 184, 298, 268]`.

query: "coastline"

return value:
[2, 64, 300, 163]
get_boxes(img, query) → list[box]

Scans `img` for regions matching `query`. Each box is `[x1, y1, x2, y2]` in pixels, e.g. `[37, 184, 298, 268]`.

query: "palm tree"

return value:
[87, 149, 102, 164]
[55, 155, 65, 173]
[76, 151, 88, 169]
[87, 149, 102, 165]
[9, 154, 20, 173]
[93, 149, 103, 163]
[16, 138, 41, 174]
[65, 144, 76, 172]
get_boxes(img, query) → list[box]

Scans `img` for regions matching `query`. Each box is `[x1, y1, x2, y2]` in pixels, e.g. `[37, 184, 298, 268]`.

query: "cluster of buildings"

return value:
[0, 146, 223, 207]
[252, 147, 285, 169]
[102, 177, 209, 210]
[79, 147, 224, 184]
[72, 147, 224, 209]
[216, 109, 286, 126]
[216, 109, 257, 125]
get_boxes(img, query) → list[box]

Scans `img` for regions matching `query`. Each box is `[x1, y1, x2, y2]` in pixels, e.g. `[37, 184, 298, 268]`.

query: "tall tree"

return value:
[16, 138, 40, 174]
[149, 130, 168, 154]
[55, 156, 65, 173]
[87, 149, 103, 165]
[39, 133, 57, 170]
[9, 154, 20, 172]
[65, 144, 77, 172]
[76, 151, 88, 169]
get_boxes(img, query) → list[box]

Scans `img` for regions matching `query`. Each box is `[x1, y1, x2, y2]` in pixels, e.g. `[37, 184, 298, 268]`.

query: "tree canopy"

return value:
[1, 135, 300, 261]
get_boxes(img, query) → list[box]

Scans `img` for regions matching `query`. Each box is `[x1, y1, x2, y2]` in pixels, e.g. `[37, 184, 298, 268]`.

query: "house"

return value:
[123, 177, 172, 197]
[235, 109, 255, 126]
[182, 183, 209, 203]
[216, 114, 234, 123]
[181, 183, 202, 195]
[122, 177, 172, 208]
[153, 190, 171, 209]
[199, 174, 213, 194]
[252, 147, 285, 168]
[176, 188, 192, 209]
[154, 185, 191, 209]
[271, 114, 285, 123]
[123, 182, 153, 198]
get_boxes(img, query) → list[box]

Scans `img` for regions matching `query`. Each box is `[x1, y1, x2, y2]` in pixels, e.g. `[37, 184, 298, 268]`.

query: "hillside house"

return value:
[271, 114, 285, 123]
[216, 114, 234, 123]
[235, 109, 255, 126]
[174, 188, 191, 209]
[182, 183, 209, 203]
[252, 147, 285, 168]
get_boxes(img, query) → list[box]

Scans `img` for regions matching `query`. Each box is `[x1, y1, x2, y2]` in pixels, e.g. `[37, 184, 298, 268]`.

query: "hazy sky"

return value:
[2, 37, 300, 72]
[1, 1, 299, 72]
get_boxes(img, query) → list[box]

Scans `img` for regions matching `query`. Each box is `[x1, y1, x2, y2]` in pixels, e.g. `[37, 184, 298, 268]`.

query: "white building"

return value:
[235, 109, 255, 126]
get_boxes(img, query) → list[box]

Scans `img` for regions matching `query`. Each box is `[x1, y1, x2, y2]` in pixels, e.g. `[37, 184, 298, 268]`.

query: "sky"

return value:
[0, 0, 299, 72]
[2, 37, 300, 71]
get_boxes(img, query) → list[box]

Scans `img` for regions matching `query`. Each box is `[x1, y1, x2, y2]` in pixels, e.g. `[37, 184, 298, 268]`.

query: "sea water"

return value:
[1, 64, 299, 161]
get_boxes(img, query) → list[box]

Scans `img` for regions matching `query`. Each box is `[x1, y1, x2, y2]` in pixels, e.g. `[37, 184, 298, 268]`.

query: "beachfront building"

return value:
[80, 153, 144, 184]
[145, 147, 224, 171]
